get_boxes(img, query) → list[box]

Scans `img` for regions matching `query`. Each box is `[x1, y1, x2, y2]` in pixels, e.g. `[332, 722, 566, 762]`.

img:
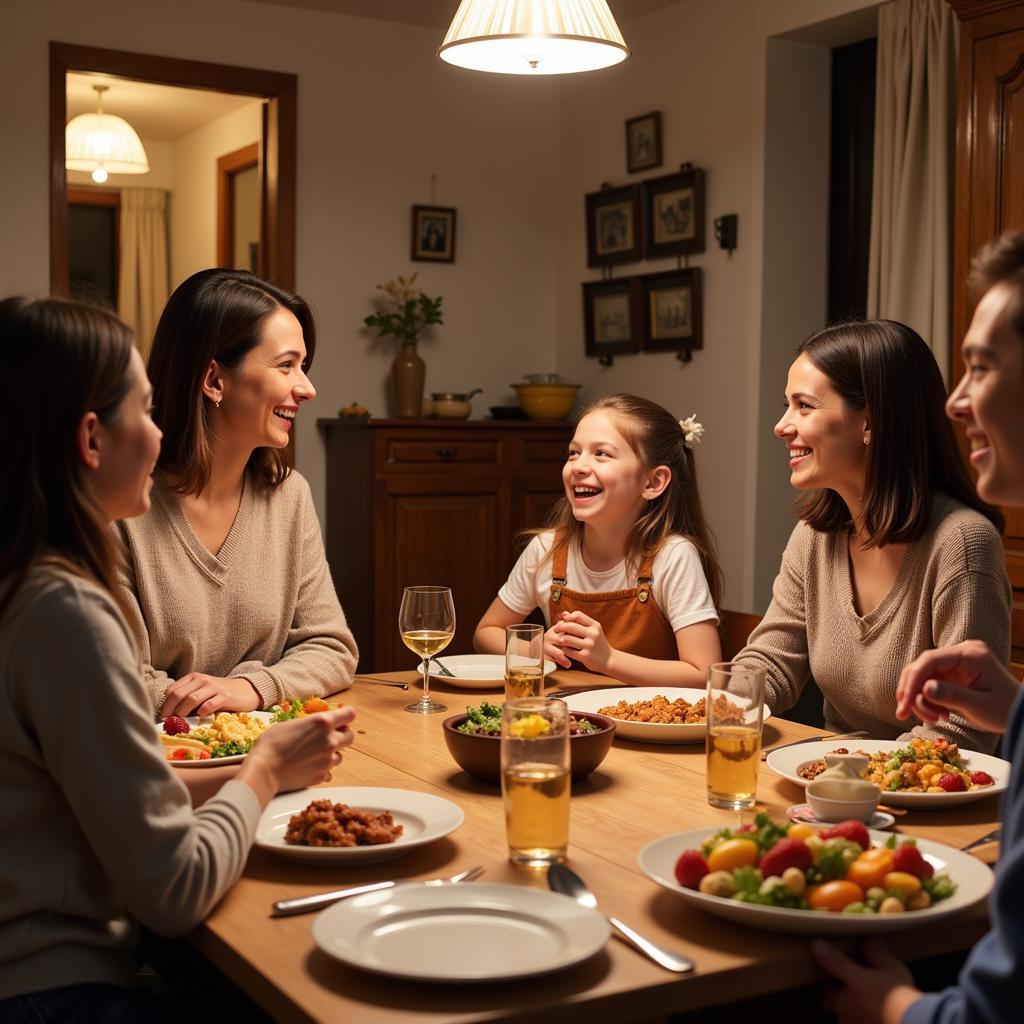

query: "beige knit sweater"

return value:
[0, 565, 260, 1000]
[737, 495, 1011, 753]
[116, 470, 357, 713]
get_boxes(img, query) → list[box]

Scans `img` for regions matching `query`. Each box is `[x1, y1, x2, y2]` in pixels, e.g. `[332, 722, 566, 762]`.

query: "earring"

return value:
[863, 437, 869, 446]
[215, 399, 221, 409]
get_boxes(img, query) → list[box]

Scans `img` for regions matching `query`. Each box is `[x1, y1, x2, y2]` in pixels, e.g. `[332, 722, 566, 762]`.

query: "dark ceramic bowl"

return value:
[442, 710, 615, 784]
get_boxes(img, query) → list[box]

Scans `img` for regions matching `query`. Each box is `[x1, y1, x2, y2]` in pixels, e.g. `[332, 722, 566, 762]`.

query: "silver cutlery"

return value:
[353, 676, 410, 690]
[760, 730, 870, 760]
[271, 864, 484, 917]
[960, 828, 1001, 854]
[548, 863, 693, 973]
[430, 658, 456, 678]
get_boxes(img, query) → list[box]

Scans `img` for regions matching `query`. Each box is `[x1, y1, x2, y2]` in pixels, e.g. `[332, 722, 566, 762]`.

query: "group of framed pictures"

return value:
[585, 165, 705, 267]
[583, 267, 702, 358]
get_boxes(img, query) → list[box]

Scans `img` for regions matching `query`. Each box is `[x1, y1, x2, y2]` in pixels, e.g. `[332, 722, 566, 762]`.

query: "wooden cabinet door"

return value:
[374, 474, 508, 671]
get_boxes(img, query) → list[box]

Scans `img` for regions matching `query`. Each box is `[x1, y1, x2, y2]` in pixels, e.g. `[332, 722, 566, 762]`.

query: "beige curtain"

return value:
[867, 0, 957, 381]
[118, 188, 169, 358]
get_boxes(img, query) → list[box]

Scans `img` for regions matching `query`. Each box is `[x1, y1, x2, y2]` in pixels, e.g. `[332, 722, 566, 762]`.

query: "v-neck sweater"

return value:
[116, 470, 357, 712]
[736, 494, 1010, 752]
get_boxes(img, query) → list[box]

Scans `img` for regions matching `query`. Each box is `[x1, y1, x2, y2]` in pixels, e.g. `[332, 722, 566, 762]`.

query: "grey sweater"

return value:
[737, 495, 1011, 753]
[0, 565, 260, 1000]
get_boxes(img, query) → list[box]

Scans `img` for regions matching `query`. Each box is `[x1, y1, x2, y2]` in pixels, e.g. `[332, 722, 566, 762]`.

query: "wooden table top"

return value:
[190, 672, 1001, 1023]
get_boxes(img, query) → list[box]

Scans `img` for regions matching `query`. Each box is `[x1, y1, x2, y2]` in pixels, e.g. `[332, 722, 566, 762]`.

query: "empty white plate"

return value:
[427, 654, 558, 690]
[312, 882, 609, 981]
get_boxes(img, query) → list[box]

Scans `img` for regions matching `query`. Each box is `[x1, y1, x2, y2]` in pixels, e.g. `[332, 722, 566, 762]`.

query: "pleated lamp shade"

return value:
[66, 86, 149, 177]
[438, 0, 629, 75]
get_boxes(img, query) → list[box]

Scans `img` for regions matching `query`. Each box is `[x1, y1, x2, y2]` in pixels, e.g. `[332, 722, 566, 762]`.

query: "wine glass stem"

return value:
[421, 657, 430, 704]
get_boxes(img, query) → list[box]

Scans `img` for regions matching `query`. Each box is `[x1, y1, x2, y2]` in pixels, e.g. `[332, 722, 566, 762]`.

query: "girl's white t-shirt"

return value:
[498, 531, 719, 632]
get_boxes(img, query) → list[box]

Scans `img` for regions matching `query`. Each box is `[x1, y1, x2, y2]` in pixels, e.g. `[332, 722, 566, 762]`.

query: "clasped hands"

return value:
[545, 610, 613, 672]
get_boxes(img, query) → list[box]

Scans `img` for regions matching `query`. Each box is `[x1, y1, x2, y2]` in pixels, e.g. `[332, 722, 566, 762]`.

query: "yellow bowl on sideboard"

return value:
[511, 383, 581, 420]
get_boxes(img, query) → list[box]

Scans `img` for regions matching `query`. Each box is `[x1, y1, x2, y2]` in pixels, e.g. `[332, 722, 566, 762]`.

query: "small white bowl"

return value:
[806, 778, 881, 823]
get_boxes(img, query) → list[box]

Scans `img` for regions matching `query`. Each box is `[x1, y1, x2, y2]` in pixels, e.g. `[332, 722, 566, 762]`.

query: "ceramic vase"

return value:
[392, 342, 425, 418]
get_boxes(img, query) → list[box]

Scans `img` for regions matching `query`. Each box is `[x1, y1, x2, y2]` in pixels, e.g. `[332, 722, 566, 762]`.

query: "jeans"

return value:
[0, 983, 173, 1023]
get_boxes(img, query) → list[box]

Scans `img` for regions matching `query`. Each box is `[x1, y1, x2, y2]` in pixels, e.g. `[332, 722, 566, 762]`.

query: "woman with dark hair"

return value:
[735, 319, 1010, 751]
[117, 269, 358, 719]
[0, 296, 354, 1019]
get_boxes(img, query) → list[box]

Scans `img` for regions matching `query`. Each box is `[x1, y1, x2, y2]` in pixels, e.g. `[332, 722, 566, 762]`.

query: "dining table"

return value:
[184, 670, 1003, 1023]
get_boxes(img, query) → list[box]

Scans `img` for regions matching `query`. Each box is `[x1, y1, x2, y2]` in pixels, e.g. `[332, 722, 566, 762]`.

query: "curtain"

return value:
[867, 0, 957, 381]
[118, 188, 169, 358]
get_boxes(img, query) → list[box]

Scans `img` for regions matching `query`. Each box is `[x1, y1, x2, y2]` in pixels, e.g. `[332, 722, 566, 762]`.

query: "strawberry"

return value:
[163, 715, 189, 736]
[892, 843, 934, 879]
[970, 771, 994, 787]
[674, 849, 710, 889]
[736, 824, 758, 834]
[759, 837, 812, 878]
[937, 772, 967, 793]
[819, 820, 870, 850]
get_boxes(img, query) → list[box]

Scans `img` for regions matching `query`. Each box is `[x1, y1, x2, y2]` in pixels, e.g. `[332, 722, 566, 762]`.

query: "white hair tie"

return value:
[679, 414, 704, 450]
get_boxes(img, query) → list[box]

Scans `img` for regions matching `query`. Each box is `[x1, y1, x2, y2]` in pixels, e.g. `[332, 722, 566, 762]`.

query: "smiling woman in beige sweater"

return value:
[116, 270, 358, 721]
[736, 320, 1010, 752]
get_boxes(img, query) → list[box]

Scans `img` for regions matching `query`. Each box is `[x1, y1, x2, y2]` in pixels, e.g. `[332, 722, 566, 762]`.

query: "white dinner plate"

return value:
[638, 827, 993, 935]
[255, 786, 464, 864]
[427, 654, 558, 690]
[564, 687, 772, 744]
[766, 739, 1009, 808]
[312, 882, 610, 981]
[157, 710, 275, 767]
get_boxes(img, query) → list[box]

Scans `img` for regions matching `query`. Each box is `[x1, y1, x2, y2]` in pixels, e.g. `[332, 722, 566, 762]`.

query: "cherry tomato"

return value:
[170, 748, 189, 761]
[706, 838, 760, 872]
[787, 823, 816, 842]
[883, 871, 922, 899]
[303, 697, 330, 714]
[845, 848, 895, 890]
[807, 879, 864, 912]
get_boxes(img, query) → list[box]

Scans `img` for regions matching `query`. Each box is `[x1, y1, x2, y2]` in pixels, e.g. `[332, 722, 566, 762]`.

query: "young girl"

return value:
[474, 393, 722, 686]
[0, 297, 353, 1019]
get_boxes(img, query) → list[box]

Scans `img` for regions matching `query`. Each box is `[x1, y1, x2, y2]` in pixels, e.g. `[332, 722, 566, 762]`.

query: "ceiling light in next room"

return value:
[66, 84, 149, 183]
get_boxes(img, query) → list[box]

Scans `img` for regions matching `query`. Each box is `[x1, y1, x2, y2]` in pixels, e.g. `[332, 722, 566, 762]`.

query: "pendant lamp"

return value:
[66, 84, 149, 183]
[438, 0, 629, 75]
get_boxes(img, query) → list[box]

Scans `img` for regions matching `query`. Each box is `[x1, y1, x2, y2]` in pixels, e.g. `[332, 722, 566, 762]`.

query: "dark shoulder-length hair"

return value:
[795, 320, 1003, 543]
[0, 296, 134, 619]
[148, 269, 317, 495]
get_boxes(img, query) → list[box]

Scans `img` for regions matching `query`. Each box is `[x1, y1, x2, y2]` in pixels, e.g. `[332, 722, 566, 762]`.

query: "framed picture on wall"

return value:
[585, 184, 643, 267]
[583, 277, 641, 357]
[625, 111, 662, 173]
[411, 204, 456, 263]
[639, 267, 703, 352]
[642, 165, 705, 258]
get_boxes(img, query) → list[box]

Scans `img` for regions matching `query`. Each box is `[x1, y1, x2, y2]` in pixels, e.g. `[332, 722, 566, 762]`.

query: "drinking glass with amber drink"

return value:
[504, 623, 544, 700]
[705, 662, 766, 810]
[501, 697, 569, 867]
[399, 586, 454, 715]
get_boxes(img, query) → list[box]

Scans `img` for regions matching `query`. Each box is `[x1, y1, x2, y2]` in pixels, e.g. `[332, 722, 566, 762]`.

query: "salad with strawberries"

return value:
[673, 814, 956, 915]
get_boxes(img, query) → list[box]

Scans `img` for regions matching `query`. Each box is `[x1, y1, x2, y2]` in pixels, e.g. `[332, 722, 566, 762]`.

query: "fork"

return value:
[761, 730, 870, 760]
[960, 828, 1001, 854]
[430, 658, 456, 678]
[270, 865, 484, 917]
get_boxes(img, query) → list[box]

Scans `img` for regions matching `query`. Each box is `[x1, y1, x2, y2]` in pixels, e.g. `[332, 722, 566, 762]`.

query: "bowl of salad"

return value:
[442, 701, 615, 783]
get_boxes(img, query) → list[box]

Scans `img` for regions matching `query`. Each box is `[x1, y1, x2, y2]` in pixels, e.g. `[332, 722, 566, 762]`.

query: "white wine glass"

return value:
[399, 586, 454, 714]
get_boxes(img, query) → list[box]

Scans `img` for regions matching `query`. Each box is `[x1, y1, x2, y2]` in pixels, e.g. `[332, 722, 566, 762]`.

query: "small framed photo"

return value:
[639, 268, 703, 353]
[642, 166, 705, 258]
[411, 204, 456, 263]
[625, 111, 662, 173]
[585, 184, 642, 267]
[583, 277, 641, 357]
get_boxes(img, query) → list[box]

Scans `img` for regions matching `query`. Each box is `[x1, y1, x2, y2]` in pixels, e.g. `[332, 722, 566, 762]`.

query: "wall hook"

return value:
[598, 353, 614, 367]
[676, 349, 693, 364]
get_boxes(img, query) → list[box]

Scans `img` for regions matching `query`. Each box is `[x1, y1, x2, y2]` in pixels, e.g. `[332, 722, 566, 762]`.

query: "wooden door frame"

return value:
[217, 142, 260, 270]
[50, 41, 297, 293]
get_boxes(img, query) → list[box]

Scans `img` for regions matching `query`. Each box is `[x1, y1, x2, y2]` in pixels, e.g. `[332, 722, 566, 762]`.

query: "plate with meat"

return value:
[255, 786, 465, 864]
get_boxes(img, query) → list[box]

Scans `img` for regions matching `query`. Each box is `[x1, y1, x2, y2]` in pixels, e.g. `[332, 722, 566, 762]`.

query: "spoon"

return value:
[548, 863, 693, 973]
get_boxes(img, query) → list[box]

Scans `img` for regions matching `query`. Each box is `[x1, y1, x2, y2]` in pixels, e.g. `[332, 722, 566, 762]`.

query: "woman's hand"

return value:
[548, 611, 613, 673]
[895, 640, 1018, 734]
[159, 674, 261, 719]
[811, 939, 922, 1024]
[239, 705, 356, 804]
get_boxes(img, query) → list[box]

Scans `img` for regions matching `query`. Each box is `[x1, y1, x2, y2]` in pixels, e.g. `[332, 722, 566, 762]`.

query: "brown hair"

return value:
[794, 320, 1003, 542]
[535, 393, 723, 610]
[968, 231, 1024, 341]
[147, 269, 317, 495]
[0, 296, 134, 618]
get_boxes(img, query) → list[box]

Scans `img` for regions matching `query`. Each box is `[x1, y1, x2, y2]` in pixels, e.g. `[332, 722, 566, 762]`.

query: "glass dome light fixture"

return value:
[66, 84, 149, 184]
[438, 0, 629, 76]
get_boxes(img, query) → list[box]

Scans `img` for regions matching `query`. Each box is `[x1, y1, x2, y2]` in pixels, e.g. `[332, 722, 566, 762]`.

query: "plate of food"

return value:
[564, 687, 771, 744]
[766, 737, 1008, 807]
[157, 710, 276, 766]
[312, 882, 609, 980]
[638, 813, 993, 935]
[255, 786, 465, 864]
[427, 654, 558, 691]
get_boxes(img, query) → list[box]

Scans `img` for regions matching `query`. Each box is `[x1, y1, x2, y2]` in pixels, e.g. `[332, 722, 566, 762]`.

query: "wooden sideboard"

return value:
[319, 418, 573, 672]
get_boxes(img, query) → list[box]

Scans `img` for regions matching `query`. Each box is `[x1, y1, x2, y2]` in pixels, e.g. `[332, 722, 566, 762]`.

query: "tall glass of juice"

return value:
[705, 662, 766, 810]
[501, 697, 569, 866]
[504, 623, 545, 700]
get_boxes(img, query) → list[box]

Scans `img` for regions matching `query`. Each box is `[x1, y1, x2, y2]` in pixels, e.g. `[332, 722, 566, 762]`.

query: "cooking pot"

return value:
[431, 389, 481, 419]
